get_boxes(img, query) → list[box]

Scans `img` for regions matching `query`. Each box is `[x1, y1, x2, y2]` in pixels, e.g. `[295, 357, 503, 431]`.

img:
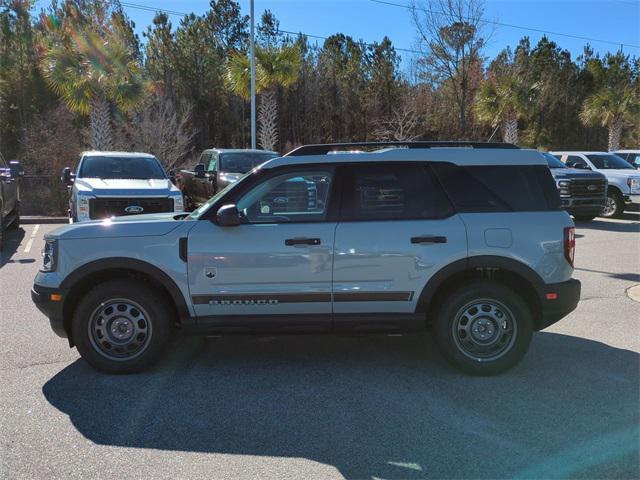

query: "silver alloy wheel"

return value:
[452, 299, 517, 362]
[88, 298, 152, 361]
[601, 195, 617, 217]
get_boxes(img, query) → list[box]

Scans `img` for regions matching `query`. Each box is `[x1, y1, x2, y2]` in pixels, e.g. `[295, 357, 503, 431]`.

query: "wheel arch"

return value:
[416, 256, 545, 329]
[60, 258, 191, 343]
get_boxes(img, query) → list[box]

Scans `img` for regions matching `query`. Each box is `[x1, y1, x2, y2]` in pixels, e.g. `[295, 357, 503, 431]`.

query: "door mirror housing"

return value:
[61, 166, 75, 185]
[168, 169, 177, 184]
[194, 163, 206, 178]
[9, 160, 24, 178]
[216, 204, 242, 227]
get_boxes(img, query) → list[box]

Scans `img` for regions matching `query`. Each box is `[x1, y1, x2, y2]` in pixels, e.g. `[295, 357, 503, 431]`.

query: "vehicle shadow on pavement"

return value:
[0, 228, 25, 269]
[576, 218, 640, 233]
[42, 333, 639, 479]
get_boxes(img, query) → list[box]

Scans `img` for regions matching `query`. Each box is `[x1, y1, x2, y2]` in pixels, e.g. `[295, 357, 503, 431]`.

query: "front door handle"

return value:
[285, 238, 321, 246]
[411, 235, 447, 244]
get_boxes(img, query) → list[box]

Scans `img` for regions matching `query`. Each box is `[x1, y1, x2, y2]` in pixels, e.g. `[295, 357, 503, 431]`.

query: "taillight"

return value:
[564, 227, 575, 267]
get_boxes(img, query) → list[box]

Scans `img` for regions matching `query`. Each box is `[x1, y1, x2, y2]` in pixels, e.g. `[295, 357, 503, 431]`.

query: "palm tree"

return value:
[41, 24, 143, 150]
[579, 87, 638, 151]
[226, 45, 301, 151]
[475, 76, 533, 145]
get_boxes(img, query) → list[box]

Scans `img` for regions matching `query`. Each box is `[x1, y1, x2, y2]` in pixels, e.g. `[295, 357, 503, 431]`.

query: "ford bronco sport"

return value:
[32, 142, 581, 375]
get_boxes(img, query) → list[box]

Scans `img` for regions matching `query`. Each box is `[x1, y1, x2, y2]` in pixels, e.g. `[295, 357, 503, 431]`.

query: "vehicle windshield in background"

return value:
[586, 154, 634, 170]
[79, 156, 166, 179]
[543, 153, 567, 168]
[219, 152, 278, 173]
[189, 171, 253, 220]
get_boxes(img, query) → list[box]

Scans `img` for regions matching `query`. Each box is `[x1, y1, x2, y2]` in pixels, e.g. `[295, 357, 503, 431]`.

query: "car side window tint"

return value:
[431, 163, 558, 212]
[237, 170, 333, 223]
[340, 164, 453, 221]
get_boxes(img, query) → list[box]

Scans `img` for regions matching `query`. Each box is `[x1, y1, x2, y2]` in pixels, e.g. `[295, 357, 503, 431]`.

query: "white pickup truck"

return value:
[62, 151, 184, 222]
[551, 151, 640, 218]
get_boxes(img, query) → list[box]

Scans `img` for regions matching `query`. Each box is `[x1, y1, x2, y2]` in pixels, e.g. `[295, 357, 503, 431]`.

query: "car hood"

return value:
[74, 178, 179, 195]
[47, 212, 190, 240]
[549, 168, 606, 180]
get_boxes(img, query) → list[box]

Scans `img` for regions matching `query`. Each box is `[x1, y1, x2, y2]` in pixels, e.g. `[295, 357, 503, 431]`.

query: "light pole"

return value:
[250, 0, 256, 149]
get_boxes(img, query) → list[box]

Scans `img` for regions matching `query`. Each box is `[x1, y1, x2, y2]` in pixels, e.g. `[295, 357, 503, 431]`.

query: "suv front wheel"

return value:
[72, 280, 172, 374]
[434, 281, 533, 375]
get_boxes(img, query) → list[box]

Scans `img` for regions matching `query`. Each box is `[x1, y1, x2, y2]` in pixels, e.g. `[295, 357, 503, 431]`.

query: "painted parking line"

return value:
[23, 224, 40, 253]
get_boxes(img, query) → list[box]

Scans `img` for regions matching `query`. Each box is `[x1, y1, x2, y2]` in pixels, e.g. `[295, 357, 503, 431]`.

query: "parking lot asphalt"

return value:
[1, 214, 639, 480]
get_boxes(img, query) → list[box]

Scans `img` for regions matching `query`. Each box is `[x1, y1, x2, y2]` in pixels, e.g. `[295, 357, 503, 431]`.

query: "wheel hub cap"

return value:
[452, 299, 517, 362]
[88, 299, 152, 361]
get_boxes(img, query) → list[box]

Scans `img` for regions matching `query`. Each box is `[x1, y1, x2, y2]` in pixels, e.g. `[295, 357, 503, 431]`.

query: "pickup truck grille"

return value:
[263, 182, 317, 213]
[569, 179, 606, 197]
[89, 197, 173, 219]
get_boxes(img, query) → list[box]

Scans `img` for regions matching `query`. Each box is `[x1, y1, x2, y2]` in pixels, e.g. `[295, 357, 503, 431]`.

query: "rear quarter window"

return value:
[431, 163, 561, 212]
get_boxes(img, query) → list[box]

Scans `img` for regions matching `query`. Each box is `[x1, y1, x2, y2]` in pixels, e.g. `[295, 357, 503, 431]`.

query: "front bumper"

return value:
[536, 278, 581, 330]
[31, 284, 68, 338]
[624, 193, 640, 205]
[561, 197, 605, 215]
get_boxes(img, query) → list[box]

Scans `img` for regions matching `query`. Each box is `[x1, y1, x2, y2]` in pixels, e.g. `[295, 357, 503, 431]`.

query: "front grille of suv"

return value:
[89, 197, 173, 219]
[569, 179, 606, 197]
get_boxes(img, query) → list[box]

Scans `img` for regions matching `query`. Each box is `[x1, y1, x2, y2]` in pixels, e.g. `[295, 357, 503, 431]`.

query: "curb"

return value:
[21, 216, 68, 225]
[626, 285, 640, 303]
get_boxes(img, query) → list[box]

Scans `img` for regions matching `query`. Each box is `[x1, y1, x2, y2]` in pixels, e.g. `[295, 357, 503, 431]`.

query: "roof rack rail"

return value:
[284, 141, 519, 156]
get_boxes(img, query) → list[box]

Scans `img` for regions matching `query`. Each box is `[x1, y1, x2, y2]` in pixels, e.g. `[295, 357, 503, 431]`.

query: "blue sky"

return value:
[35, 0, 640, 68]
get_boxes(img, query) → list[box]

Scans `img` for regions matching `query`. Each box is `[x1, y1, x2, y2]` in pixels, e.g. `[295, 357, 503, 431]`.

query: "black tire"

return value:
[600, 191, 624, 218]
[434, 281, 533, 375]
[573, 215, 596, 222]
[8, 202, 19, 229]
[72, 280, 173, 374]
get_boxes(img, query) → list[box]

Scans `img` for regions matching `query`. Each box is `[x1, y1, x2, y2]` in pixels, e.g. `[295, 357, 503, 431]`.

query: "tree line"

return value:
[0, 0, 638, 178]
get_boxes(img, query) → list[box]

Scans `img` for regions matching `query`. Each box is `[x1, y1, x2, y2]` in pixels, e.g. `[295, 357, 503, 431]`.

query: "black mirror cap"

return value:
[194, 163, 206, 178]
[9, 160, 24, 178]
[61, 166, 74, 184]
[216, 204, 241, 227]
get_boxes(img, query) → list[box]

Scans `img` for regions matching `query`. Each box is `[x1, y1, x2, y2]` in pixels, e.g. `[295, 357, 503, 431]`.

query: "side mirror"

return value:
[168, 169, 177, 184]
[61, 166, 75, 185]
[194, 163, 206, 179]
[9, 160, 24, 178]
[216, 204, 241, 227]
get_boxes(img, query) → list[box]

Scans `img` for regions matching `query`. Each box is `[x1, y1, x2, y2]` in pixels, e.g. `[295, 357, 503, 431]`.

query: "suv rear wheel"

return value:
[72, 280, 172, 374]
[434, 281, 533, 375]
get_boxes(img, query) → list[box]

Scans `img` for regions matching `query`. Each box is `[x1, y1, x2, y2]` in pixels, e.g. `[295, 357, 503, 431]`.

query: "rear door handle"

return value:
[285, 238, 321, 246]
[411, 235, 447, 244]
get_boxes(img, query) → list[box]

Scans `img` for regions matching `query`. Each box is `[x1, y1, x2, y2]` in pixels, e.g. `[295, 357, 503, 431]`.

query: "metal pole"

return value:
[250, 0, 256, 149]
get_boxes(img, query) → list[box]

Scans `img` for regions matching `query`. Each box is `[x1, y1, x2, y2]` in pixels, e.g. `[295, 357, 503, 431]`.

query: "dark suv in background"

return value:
[0, 153, 24, 250]
[543, 153, 606, 221]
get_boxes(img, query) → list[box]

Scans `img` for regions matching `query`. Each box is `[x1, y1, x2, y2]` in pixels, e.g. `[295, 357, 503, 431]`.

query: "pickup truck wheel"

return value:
[434, 282, 533, 375]
[72, 280, 172, 374]
[600, 191, 623, 218]
[8, 203, 19, 229]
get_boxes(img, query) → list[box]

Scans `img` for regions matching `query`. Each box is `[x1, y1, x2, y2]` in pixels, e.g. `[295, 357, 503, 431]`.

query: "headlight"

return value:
[556, 179, 571, 196]
[76, 193, 94, 222]
[41, 239, 57, 272]
[172, 194, 184, 212]
[627, 177, 640, 193]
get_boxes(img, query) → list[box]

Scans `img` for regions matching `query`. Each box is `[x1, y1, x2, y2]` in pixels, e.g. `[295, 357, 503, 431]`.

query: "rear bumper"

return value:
[536, 279, 581, 330]
[31, 284, 68, 338]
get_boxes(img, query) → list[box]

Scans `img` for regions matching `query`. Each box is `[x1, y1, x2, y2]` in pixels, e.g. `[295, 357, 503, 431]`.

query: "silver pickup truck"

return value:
[62, 151, 184, 222]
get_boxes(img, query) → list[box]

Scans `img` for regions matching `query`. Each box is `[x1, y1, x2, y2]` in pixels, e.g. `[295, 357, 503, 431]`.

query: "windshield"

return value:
[543, 153, 566, 168]
[79, 156, 166, 179]
[189, 170, 255, 219]
[586, 154, 634, 170]
[219, 152, 278, 173]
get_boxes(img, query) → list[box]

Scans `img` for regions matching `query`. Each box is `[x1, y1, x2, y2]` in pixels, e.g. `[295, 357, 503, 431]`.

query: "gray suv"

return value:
[32, 142, 581, 375]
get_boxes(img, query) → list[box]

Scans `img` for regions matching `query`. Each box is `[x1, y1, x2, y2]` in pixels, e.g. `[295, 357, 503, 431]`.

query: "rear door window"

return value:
[339, 163, 453, 221]
[431, 163, 560, 212]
